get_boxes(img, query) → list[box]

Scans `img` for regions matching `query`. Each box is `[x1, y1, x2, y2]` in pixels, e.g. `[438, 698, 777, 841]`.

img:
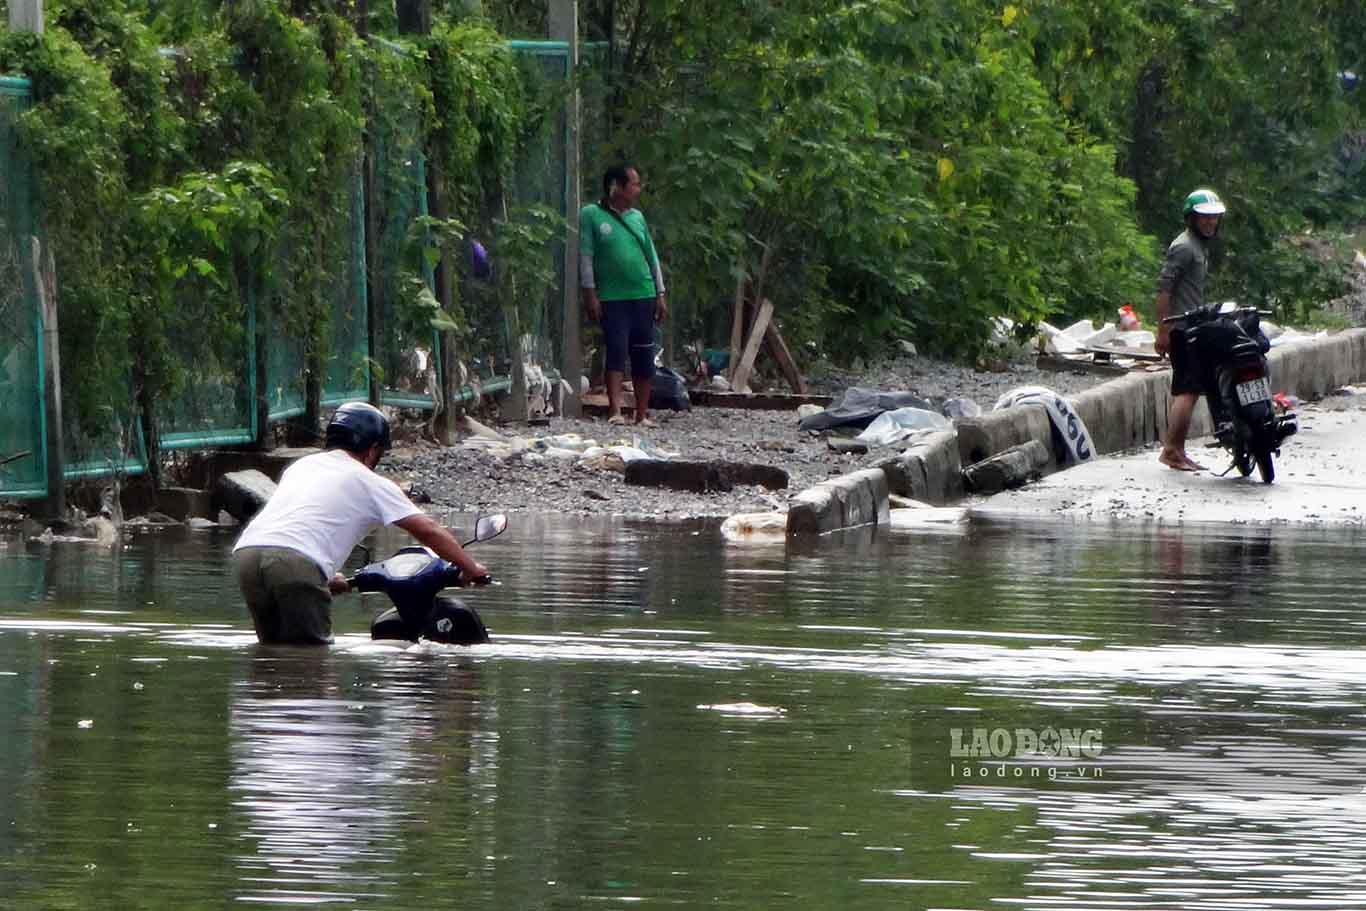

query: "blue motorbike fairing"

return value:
[352, 547, 463, 630]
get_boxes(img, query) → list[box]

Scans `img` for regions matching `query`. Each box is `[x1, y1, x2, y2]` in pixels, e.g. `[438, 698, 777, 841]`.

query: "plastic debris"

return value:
[856, 407, 950, 447]
[941, 397, 982, 420]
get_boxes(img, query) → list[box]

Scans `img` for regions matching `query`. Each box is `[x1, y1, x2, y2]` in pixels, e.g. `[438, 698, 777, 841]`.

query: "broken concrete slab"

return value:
[962, 439, 1053, 495]
[624, 459, 789, 493]
[879, 430, 963, 505]
[786, 467, 890, 536]
[212, 469, 277, 523]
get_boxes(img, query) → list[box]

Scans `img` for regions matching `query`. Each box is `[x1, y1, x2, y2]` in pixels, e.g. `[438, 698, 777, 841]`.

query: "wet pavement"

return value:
[974, 403, 1366, 526]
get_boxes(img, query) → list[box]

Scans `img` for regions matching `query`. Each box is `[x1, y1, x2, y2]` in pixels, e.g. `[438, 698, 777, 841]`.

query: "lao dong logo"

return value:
[948, 726, 1104, 782]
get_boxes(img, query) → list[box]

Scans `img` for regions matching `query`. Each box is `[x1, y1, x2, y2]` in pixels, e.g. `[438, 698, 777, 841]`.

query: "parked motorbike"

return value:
[346, 513, 507, 645]
[1163, 304, 1297, 483]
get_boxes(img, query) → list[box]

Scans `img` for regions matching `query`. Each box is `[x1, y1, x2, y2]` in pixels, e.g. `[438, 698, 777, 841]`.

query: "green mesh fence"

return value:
[260, 160, 370, 423]
[370, 43, 440, 409]
[156, 264, 255, 449]
[3, 39, 582, 499]
[507, 43, 570, 374]
[324, 171, 370, 406]
[0, 77, 47, 499]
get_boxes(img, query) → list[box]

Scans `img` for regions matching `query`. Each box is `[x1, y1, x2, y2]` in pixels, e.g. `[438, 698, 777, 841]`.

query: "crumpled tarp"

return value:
[798, 387, 933, 433]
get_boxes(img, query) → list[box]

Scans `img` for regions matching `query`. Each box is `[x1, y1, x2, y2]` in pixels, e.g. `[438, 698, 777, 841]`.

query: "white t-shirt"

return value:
[233, 449, 422, 578]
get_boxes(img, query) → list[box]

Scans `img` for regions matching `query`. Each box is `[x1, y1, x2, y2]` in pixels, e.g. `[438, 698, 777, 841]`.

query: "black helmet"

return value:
[325, 401, 391, 454]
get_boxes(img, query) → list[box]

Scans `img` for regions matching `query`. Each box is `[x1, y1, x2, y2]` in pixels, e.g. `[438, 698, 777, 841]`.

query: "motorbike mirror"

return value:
[472, 513, 508, 544]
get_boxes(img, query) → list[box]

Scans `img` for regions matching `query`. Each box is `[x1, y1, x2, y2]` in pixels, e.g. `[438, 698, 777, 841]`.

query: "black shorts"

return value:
[601, 297, 656, 378]
[1168, 326, 1205, 396]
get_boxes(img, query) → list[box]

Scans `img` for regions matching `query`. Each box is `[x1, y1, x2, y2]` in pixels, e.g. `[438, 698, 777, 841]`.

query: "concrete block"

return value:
[184, 448, 318, 489]
[212, 470, 276, 523]
[786, 467, 889, 536]
[955, 406, 1051, 466]
[962, 440, 1053, 494]
[624, 459, 789, 493]
[881, 430, 963, 505]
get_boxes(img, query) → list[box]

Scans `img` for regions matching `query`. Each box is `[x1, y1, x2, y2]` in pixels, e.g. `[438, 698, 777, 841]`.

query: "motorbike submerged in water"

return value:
[1163, 304, 1298, 483]
[346, 513, 507, 645]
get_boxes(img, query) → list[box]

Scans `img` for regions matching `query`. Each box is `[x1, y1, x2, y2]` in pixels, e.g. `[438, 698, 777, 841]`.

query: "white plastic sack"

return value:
[856, 407, 950, 447]
[993, 385, 1095, 465]
[578, 445, 651, 473]
[720, 511, 789, 543]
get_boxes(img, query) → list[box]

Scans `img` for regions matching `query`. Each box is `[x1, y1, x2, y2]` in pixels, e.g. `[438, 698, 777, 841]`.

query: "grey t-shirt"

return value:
[1156, 228, 1209, 315]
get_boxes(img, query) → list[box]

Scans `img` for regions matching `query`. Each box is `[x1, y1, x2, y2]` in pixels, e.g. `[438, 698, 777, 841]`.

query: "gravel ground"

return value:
[381, 354, 1115, 520]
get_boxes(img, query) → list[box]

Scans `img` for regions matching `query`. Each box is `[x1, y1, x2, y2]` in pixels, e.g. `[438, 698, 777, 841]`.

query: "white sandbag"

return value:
[720, 511, 789, 543]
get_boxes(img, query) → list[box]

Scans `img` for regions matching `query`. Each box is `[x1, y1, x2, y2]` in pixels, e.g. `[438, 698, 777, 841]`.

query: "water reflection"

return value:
[229, 648, 491, 905]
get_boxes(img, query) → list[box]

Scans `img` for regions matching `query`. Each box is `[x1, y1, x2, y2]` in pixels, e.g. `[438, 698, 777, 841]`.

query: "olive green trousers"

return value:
[233, 546, 333, 645]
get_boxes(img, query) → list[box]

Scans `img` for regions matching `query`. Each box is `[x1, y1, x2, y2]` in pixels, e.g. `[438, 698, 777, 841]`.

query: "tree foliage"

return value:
[3, 0, 1366, 459]
[581, 0, 1366, 360]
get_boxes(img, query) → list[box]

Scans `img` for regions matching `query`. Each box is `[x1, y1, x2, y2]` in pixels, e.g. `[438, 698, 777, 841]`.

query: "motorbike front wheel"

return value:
[1254, 448, 1274, 484]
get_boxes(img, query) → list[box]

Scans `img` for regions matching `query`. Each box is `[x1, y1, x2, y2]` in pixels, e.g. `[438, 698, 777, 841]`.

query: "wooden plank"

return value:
[727, 261, 746, 385]
[1035, 354, 1128, 377]
[1081, 345, 1163, 363]
[761, 309, 807, 394]
[729, 298, 773, 394]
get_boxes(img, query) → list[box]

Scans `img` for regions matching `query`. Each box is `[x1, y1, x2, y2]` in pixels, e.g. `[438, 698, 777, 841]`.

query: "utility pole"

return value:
[9, 0, 43, 33]
[550, 0, 582, 417]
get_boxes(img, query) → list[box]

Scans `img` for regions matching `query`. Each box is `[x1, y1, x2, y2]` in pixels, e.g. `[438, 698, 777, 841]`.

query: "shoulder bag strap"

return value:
[597, 202, 659, 295]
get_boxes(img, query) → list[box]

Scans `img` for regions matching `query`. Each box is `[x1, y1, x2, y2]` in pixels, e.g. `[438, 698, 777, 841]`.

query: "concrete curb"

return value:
[785, 329, 1366, 536]
[787, 468, 891, 535]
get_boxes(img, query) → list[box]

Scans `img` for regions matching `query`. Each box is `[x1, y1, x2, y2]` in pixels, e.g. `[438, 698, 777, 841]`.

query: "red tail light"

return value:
[1234, 364, 1265, 383]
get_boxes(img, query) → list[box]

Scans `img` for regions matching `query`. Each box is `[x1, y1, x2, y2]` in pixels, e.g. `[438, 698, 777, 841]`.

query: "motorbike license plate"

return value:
[1236, 377, 1272, 406]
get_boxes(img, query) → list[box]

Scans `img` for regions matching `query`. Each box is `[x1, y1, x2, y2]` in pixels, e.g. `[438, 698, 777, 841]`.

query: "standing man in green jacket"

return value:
[580, 164, 668, 427]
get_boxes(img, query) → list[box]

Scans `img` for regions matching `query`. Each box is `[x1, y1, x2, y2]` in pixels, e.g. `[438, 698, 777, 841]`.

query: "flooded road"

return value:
[3, 515, 1366, 910]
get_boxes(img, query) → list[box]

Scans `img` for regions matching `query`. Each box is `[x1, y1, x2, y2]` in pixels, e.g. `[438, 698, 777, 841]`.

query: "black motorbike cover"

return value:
[370, 595, 490, 645]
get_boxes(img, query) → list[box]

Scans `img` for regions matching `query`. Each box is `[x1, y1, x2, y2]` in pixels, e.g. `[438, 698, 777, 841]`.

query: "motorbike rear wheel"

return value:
[1254, 449, 1274, 484]
[1233, 444, 1254, 478]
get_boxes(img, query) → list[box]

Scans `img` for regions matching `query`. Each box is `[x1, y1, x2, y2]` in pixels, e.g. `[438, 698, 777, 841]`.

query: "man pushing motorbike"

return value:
[1155, 188, 1226, 472]
[232, 402, 488, 645]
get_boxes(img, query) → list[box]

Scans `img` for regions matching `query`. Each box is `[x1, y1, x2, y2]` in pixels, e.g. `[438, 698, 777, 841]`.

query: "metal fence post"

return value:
[31, 238, 64, 518]
[550, 0, 582, 417]
[8, 0, 43, 33]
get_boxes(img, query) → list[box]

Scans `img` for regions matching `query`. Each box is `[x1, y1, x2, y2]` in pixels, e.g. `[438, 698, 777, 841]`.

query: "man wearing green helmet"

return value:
[1154, 188, 1226, 472]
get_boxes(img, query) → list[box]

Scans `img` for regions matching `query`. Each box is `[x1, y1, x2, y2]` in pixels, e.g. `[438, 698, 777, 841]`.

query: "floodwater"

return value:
[3, 514, 1366, 910]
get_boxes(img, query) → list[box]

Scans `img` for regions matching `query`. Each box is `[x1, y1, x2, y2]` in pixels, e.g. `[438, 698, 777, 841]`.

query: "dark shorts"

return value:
[234, 546, 333, 645]
[601, 297, 657, 379]
[1168, 326, 1205, 396]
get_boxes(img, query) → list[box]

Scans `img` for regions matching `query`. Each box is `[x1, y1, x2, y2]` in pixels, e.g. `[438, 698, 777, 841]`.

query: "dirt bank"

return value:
[384, 354, 1114, 520]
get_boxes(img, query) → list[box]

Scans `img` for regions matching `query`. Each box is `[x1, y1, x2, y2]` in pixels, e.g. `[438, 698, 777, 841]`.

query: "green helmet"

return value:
[1183, 188, 1226, 216]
